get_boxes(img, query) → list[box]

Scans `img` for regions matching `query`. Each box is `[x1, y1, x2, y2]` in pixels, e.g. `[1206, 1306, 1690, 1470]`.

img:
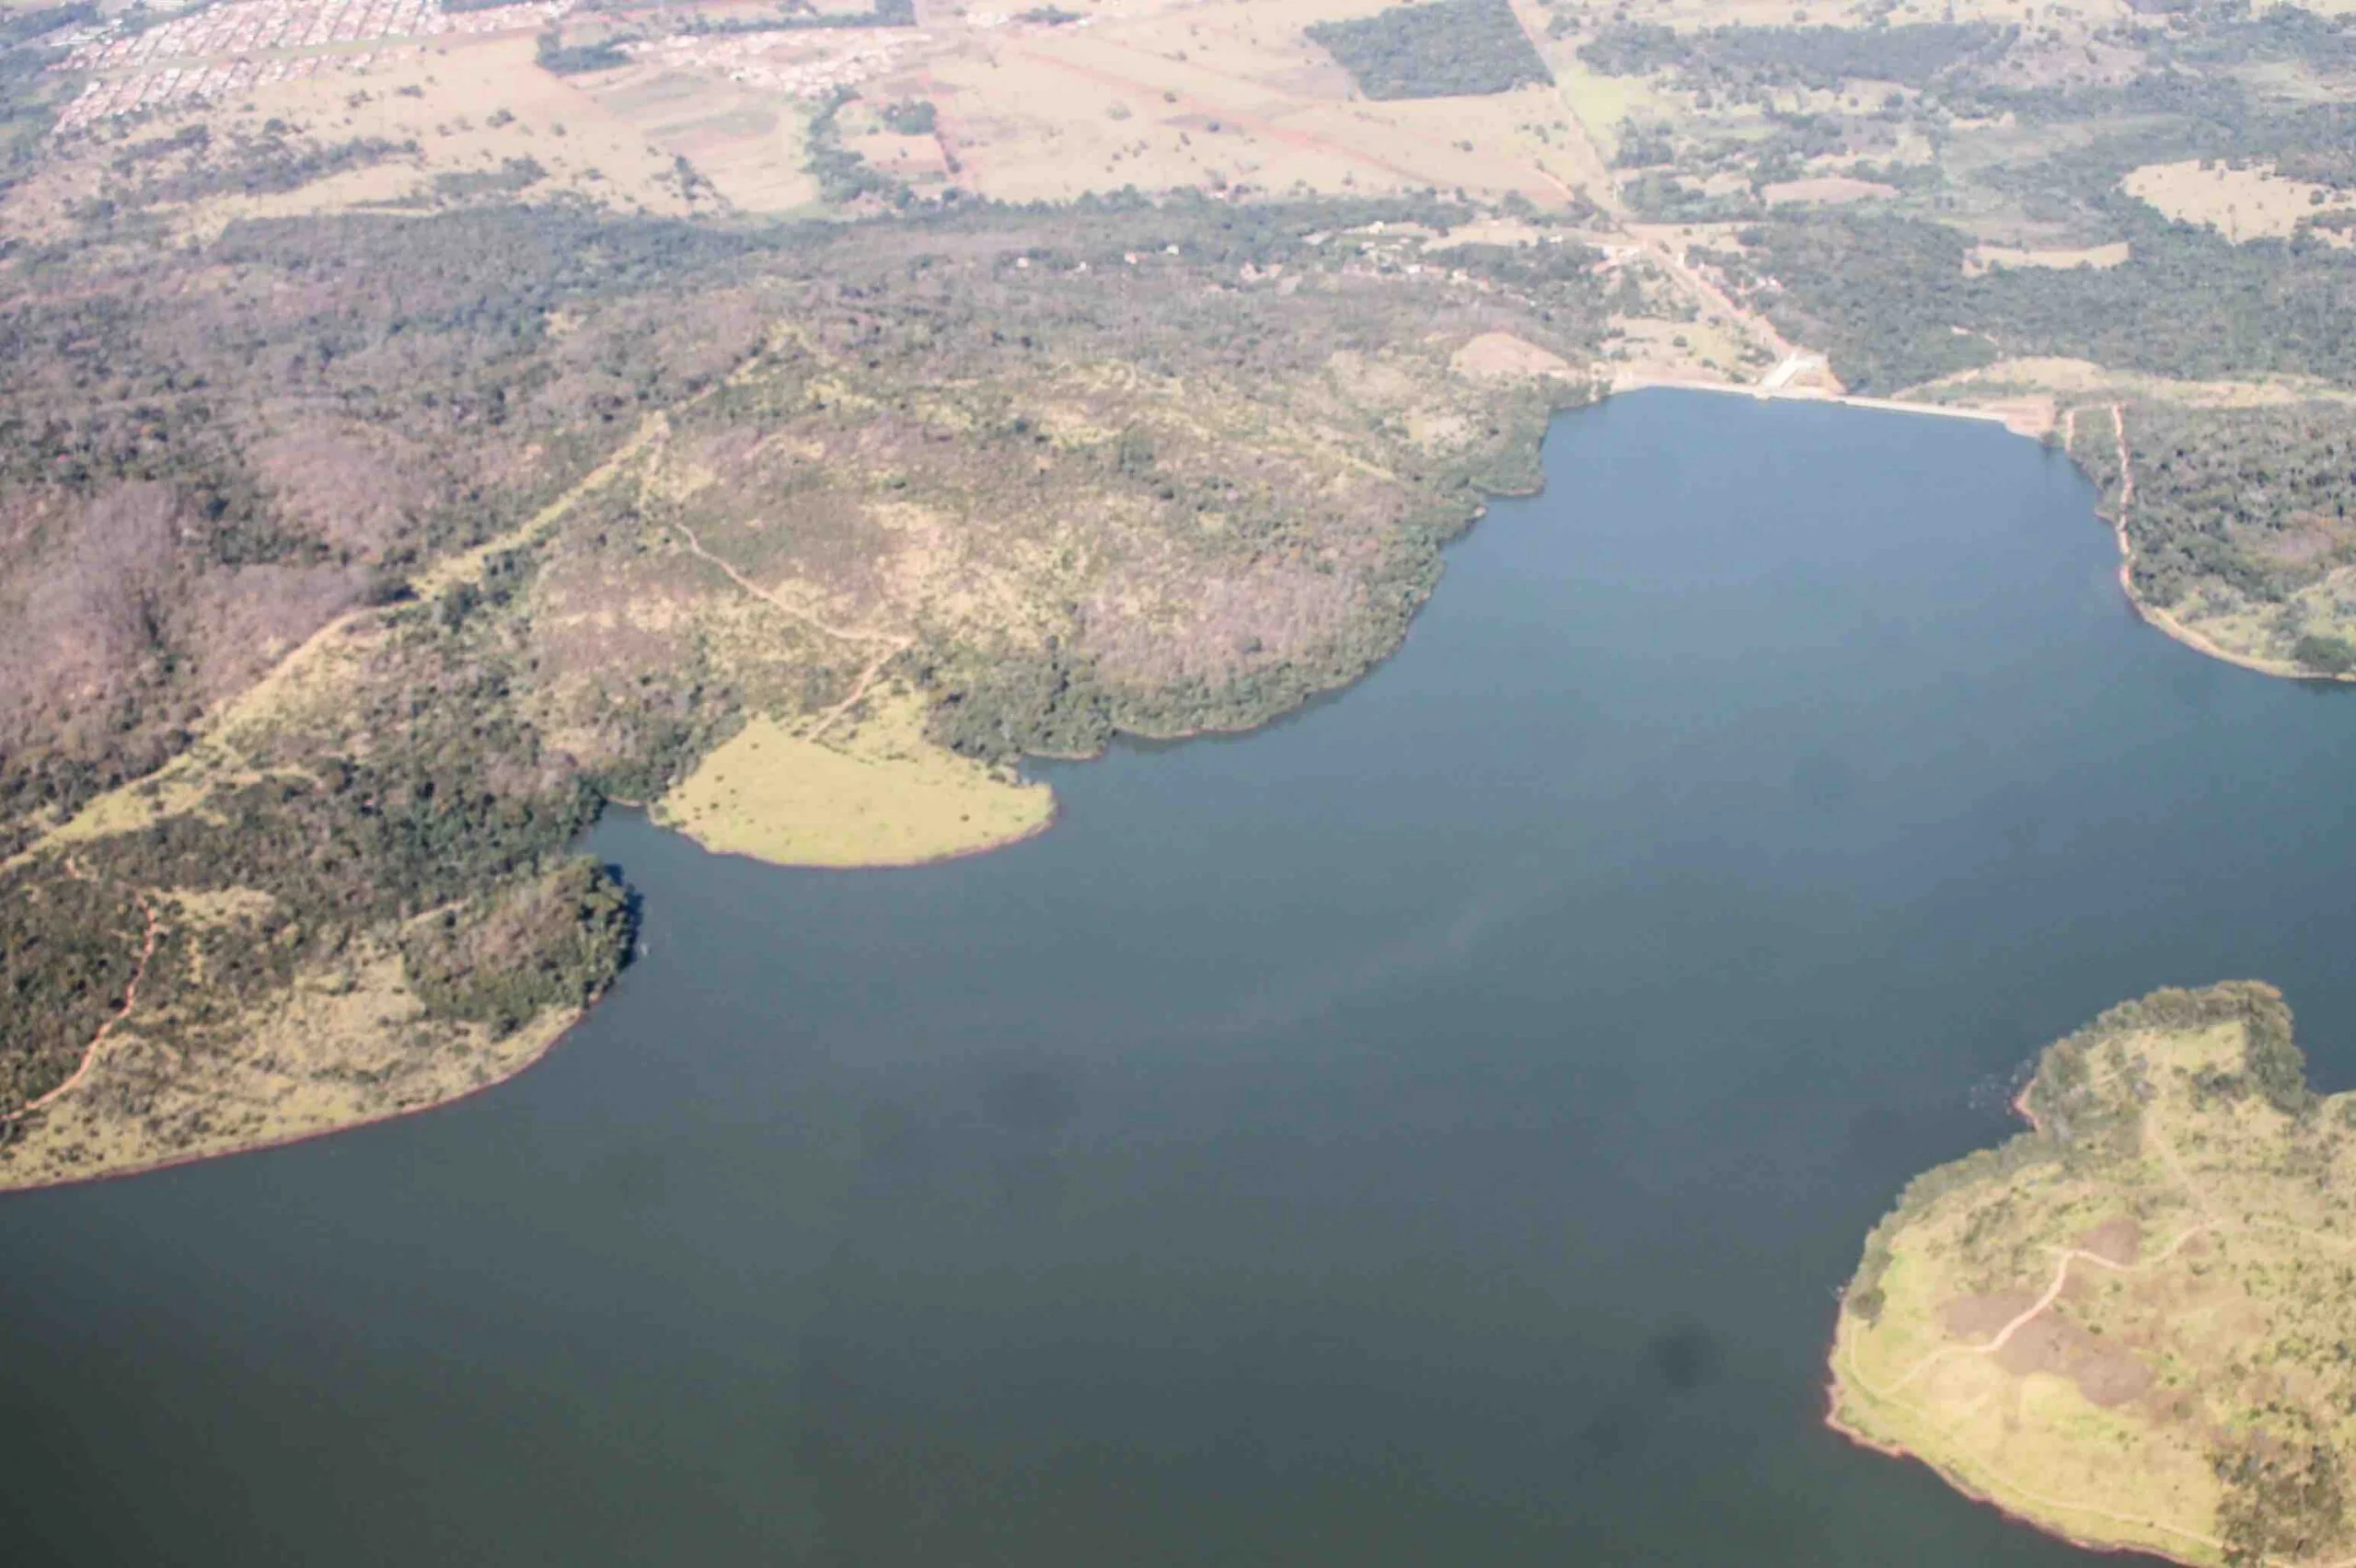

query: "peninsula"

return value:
[1831, 983, 2356, 1568]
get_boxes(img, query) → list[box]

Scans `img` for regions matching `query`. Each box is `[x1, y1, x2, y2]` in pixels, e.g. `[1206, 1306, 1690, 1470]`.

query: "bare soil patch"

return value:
[585, 63, 819, 213]
[1761, 175, 1896, 205]
[1995, 1312, 2155, 1409]
[1452, 330, 1576, 383]
[2077, 1216, 2143, 1265]
[1944, 1290, 2040, 1340]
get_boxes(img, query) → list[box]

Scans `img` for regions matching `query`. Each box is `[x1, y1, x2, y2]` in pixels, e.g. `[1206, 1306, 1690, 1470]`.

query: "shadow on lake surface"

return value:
[7, 390, 2356, 1566]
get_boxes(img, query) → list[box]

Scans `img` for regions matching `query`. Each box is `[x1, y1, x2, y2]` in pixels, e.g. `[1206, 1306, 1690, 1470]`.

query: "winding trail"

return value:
[1879, 1219, 2221, 1394]
[3, 881, 160, 1125]
[670, 520, 892, 646]
[1623, 224, 1798, 366]
[667, 519, 912, 742]
[1832, 1209, 2236, 1563]
[6, 407, 688, 877]
[1830, 1236, 2348, 1567]
[807, 642, 915, 742]
[1835, 1041, 2356, 1566]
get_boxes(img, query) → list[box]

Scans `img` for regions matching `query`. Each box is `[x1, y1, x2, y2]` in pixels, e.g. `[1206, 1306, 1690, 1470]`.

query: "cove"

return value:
[7, 389, 2356, 1566]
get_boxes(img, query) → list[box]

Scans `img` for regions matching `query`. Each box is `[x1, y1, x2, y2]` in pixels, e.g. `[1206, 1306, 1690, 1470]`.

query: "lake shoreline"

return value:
[1611, 375, 2020, 430]
[4, 379, 2320, 1201]
[1819, 1019, 2222, 1568]
[1819, 1078, 2120, 1568]
[657, 794, 1060, 875]
[1819, 1378, 2192, 1568]
[2096, 496, 2351, 688]
[0, 1002, 587, 1199]
[15, 381, 2356, 1562]
[1629, 375, 2355, 689]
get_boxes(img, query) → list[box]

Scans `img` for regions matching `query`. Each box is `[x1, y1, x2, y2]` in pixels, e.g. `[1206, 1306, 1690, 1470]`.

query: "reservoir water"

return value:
[9, 390, 2356, 1565]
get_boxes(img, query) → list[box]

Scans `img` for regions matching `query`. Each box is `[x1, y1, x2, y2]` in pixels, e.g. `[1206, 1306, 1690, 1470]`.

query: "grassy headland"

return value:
[1831, 984, 2356, 1567]
[656, 697, 1054, 869]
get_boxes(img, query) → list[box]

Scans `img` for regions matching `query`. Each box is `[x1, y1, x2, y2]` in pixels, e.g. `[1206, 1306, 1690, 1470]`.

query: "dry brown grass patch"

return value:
[656, 692, 1053, 868]
[2123, 159, 2356, 244]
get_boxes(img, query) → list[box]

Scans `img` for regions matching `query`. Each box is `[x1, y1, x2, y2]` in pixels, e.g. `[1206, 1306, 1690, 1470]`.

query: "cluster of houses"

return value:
[56, 52, 339, 131]
[47, 0, 575, 135]
[63, 0, 439, 70]
[29, 0, 1058, 139]
[626, 27, 918, 98]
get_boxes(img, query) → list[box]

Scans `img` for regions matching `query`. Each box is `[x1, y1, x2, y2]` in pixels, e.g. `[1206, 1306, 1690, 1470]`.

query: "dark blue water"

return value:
[6, 390, 2355, 1566]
